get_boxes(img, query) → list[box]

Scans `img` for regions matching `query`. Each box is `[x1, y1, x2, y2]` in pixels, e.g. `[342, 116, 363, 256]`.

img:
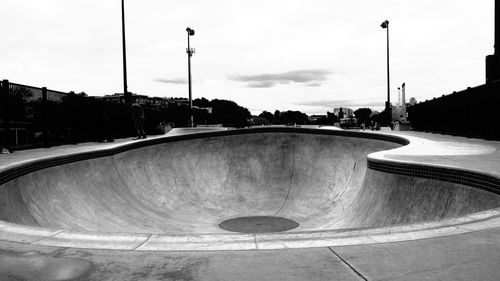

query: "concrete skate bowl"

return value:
[1, 127, 500, 251]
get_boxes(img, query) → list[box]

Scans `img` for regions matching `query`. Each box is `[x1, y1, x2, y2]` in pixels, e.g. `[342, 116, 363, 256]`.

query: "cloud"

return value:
[247, 81, 276, 88]
[229, 69, 332, 88]
[295, 99, 385, 109]
[305, 82, 322, 87]
[154, 78, 187, 84]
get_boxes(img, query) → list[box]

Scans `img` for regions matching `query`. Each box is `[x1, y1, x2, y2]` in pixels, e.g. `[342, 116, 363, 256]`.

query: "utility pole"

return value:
[381, 20, 391, 124]
[121, 0, 130, 104]
[186, 27, 195, 127]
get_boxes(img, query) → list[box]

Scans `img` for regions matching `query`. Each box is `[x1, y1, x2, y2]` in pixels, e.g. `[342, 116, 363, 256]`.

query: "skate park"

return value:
[1, 1, 500, 280]
[0, 127, 500, 280]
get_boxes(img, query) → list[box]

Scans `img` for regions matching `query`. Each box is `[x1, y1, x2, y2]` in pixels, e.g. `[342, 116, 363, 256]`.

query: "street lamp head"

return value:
[186, 27, 195, 36]
[380, 20, 389, 28]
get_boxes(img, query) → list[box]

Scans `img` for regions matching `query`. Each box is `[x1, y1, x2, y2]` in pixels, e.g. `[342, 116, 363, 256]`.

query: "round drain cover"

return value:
[219, 216, 299, 233]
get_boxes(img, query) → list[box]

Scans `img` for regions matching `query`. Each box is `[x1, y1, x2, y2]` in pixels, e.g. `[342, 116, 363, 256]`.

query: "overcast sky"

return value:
[0, 1, 495, 115]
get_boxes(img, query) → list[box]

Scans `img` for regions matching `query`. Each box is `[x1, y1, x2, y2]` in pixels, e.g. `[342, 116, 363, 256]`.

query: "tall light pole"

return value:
[121, 0, 130, 104]
[381, 20, 391, 123]
[186, 27, 195, 127]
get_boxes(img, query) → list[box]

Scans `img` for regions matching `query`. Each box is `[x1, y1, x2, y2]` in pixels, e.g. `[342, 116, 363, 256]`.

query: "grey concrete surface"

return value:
[332, 227, 500, 281]
[0, 241, 363, 281]
[1, 132, 498, 235]
[0, 227, 499, 280]
[0, 128, 499, 280]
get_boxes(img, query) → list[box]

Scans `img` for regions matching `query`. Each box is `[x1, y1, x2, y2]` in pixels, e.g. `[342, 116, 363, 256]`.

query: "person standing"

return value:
[131, 102, 146, 139]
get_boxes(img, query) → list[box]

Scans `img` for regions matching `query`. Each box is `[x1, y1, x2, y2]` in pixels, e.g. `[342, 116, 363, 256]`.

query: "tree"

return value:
[8, 86, 33, 121]
[354, 108, 372, 126]
[210, 99, 251, 127]
[326, 112, 338, 124]
[165, 103, 190, 127]
[68, 91, 87, 97]
[258, 111, 275, 124]
[251, 116, 269, 126]
[274, 110, 282, 124]
[280, 110, 309, 125]
[193, 97, 210, 107]
[312, 115, 329, 125]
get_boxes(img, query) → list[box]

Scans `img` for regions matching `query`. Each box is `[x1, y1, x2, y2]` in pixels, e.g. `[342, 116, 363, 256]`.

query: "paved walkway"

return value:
[0, 129, 499, 280]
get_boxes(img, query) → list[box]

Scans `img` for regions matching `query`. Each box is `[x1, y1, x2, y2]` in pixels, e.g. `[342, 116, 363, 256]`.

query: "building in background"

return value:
[309, 115, 327, 122]
[102, 94, 191, 108]
[333, 107, 353, 118]
[392, 83, 408, 122]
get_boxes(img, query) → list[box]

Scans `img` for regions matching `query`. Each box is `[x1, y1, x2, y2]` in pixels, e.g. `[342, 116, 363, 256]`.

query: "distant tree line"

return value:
[253, 107, 383, 128]
[192, 98, 251, 127]
[2, 87, 255, 149]
[3, 79, 386, 150]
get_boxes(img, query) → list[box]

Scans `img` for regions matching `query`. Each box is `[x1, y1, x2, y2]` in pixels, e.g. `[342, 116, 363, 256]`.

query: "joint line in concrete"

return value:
[132, 234, 153, 250]
[253, 234, 259, 250]
[328, 247, 368, 281]
[30, 229, 64, 244]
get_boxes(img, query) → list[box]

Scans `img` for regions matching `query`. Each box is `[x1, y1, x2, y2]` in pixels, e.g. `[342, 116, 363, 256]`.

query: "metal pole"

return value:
[121, 0, 129, 104]
[386, 23, 391, 109]
[187, 32, 194, 127]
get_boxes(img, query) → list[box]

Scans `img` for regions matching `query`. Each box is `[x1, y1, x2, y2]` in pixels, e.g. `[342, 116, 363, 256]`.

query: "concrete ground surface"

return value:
[0, 128, 499, 280]
[1, 226, 499, 281]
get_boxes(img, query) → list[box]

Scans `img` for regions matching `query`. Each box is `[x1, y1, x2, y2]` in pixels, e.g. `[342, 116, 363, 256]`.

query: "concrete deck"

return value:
[0, 128, 499, 280]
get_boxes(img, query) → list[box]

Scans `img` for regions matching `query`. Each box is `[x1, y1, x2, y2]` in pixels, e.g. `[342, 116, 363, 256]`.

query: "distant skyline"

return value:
[0, 1, 495, 115]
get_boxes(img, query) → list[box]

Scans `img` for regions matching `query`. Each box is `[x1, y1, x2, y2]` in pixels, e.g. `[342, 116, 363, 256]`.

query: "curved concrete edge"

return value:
[368, 134, 499, 178]
[33, 232, 152, 250]
[1, 127, 408, 185]
[0, 221, 62, 244]
[366, 133, 500, 194]
[1, 209, 500, 251]
[1, 127, 500, 251]
[373, 134, 496, 156]
[165, 127, 230, 137]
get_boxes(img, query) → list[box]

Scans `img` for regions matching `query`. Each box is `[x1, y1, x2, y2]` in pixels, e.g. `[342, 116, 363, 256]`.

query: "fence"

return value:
[407, 79, 500, 140]
[0, 80, 170, 151]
